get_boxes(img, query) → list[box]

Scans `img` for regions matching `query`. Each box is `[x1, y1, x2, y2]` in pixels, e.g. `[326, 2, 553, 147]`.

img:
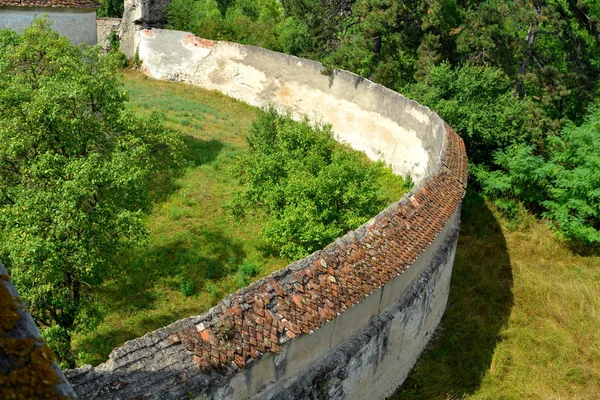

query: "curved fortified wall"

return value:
[65, 30, 468, 399]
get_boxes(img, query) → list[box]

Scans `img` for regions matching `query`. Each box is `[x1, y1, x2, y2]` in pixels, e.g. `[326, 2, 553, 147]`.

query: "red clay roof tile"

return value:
[0, 0, 99, 8]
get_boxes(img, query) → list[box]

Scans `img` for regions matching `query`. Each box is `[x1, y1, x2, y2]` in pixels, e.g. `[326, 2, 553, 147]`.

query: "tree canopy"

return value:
[166, 0, 600, 248]
[0, 19, 184, 367]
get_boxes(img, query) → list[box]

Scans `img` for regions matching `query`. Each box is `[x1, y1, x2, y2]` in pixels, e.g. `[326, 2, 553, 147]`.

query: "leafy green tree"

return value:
[0, 20, 184, 367]
[227, 108, 386, 259]
[402, 63, 546, 166]
[543, 113, 600, 245]
[97, 0, 124, 18]
[477, 105, 600, 246]
[280, 0, 357, 58]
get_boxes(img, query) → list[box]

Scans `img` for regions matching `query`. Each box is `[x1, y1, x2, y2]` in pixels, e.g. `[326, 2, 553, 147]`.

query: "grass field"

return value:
[72, 70, 405, 366]
[392, 190, 600, 399]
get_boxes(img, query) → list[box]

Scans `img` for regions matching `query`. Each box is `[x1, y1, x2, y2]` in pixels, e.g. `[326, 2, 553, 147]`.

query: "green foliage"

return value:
[205, 281, 220, 298]
[234, 261, 259, 288]
[401, 174, 414, 192]
[477, 105, 600, 246]
[130, 49, 143, 69]
[280, 0, 355, 58]
[108, 31, 120, 51]
[543, 114, 600, 245]
[0, 20, 184, 367]
[277, 17, 309, 56]
[166, 0, 286, 51]
[180, 278, 195, 296]
[227, 108, 386, 259]
[402, 63, 543, 166]
[96, 0, 124, 18]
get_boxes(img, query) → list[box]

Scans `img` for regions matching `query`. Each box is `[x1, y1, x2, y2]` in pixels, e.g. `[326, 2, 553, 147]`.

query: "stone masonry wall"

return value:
[96, 17, 121, 50]
[66, 29, 468, 399]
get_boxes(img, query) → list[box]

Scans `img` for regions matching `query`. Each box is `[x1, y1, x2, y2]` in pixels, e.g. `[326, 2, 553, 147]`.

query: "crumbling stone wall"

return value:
[117, 0, 171, 58]
[96, 17, 121, 50]
[65, 29, 468, 400]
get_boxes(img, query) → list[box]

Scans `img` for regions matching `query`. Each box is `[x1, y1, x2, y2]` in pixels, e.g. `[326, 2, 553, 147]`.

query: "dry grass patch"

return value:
[392, 190, 600, 399]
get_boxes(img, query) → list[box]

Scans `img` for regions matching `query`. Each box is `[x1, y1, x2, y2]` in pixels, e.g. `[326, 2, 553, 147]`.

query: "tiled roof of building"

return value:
[0, 0, 100, 8]
[170, 124, 468, 373]
[0, 263, 78, 398]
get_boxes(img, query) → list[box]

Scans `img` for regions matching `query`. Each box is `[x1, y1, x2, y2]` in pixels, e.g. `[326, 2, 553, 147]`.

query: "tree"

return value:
[0, 19, 184, 367]
[97, 0, 124, 18]
[280, 0, 357, 58]
[476, 104, 600, 247]
[226, 108, 386, 259]
[402, 63, 545, 166]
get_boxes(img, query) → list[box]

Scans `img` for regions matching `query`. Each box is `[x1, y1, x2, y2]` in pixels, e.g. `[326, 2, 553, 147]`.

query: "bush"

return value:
[234, 261, 259, 288]
[227, 107, 386, 259]
[477, 105, 600, 246]
[180, 278, 195, 296]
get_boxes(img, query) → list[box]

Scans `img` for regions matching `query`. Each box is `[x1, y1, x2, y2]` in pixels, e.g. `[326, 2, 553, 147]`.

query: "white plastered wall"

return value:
[0, 7, 97, 45]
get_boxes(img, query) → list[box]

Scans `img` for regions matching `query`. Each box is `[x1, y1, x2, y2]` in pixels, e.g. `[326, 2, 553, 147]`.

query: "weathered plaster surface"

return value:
[137, 29, 443, 182]
[0, 7, 97, 45]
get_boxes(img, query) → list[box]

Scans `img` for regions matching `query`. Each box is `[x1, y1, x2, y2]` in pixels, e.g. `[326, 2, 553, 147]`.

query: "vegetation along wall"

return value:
[63, 28, 468, 399]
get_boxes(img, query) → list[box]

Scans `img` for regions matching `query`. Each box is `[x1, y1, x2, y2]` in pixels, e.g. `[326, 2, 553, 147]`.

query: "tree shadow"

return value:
[183, 137, 224, 167]
[390, 188, 514, 399]
[148, 136, 225, 204]
[77, 228, 247, 365]
[102, 228, 246, 314]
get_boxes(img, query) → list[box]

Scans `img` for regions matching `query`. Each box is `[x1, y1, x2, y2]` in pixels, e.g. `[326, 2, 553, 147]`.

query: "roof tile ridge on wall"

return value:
[0, 0, 100, 8]
[153, 123, 468, 374]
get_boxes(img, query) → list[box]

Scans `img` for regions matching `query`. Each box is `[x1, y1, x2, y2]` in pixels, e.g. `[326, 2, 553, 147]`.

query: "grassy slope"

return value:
[72, 70, 405, 366]
[392, 190, 600, 399]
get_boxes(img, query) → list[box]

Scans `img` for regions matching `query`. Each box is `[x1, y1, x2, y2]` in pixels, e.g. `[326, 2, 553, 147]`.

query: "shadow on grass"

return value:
[77, 228, 247, 365]
[390, 189, 514, 399]
[102, 228, 246, 314]
[148, 136, 225, 204]
[183, 136, 224, 167]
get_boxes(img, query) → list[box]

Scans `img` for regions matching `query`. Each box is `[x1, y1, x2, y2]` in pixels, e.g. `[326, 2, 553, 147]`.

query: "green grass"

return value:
[391, 189, 600, 399]
[72, 70, 405, 366]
